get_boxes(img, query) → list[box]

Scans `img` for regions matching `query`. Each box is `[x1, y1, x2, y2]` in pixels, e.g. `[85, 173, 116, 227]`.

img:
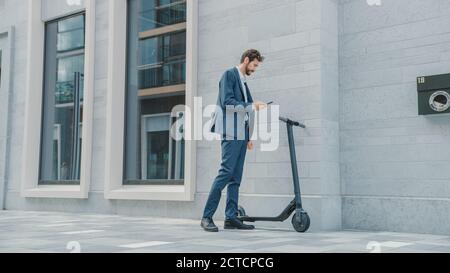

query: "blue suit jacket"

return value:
[210, 67, 256, 140]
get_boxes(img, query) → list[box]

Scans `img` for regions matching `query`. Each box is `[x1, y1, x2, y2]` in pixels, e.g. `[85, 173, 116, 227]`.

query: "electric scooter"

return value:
[237, 116, 311, 233]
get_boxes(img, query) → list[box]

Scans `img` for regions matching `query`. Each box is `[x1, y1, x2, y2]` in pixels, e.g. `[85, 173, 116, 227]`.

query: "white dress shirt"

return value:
[236, 66, 249, 103]
[236, 66, 252, 122]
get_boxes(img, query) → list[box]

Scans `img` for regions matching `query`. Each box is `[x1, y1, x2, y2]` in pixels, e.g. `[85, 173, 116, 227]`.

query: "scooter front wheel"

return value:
[292, 212, 310, 233]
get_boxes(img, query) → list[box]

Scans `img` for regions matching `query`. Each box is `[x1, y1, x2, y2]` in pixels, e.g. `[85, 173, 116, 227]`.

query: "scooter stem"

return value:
[287, 123, 304, 210]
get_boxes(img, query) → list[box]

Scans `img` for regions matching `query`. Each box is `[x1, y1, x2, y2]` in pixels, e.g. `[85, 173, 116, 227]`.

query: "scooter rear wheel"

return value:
[292, 212, 310, 233]
[238, 206, 247, 217]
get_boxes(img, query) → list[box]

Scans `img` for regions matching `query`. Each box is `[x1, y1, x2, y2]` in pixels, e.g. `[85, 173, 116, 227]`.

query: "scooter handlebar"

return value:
[279, 116, 306, 128]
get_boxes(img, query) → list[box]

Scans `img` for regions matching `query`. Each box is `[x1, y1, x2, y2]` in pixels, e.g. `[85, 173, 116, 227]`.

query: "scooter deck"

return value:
[238, 200, 297, 223]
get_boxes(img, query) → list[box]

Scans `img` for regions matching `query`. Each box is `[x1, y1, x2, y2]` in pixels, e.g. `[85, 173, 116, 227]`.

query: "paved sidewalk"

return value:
[0, 210, 449, 253]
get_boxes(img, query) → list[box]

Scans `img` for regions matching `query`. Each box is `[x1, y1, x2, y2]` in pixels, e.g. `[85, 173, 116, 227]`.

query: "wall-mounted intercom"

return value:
[417, 73, 450, 115]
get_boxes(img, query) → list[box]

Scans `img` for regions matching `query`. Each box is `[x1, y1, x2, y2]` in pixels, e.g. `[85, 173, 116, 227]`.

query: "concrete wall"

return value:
[0, 0, 27, 210]
[0, 29, 10, 210]
[42, 0, 86, 20]
[339, 0, 450, 234]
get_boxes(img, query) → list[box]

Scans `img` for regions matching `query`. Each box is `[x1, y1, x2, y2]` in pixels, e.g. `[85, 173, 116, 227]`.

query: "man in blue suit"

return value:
[201, 49, 267, 232]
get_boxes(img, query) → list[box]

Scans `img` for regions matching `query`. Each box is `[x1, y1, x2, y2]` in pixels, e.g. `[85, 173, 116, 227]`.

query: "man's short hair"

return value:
[240, 49, 265, 64]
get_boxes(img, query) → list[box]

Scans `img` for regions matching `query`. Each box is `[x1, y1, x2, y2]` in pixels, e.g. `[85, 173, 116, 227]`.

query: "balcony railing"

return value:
[138, 59, 186, 89]
[55, 73, 84, 105]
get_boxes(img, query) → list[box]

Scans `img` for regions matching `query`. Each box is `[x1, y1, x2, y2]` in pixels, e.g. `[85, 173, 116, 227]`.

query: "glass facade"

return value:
[139, 0, 186, 32]
[39, 14, 85, 185]
[125, 0, 187, 185]
[138, 31, 186, 89]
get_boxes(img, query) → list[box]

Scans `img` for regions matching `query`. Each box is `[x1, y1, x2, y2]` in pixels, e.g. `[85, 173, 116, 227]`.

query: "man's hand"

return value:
[247, 141, 254, 151]
[253, 101, 268, 111]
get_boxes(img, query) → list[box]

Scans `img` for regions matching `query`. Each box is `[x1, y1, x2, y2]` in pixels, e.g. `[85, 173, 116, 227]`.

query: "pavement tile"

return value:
[0, 211, 448, 253]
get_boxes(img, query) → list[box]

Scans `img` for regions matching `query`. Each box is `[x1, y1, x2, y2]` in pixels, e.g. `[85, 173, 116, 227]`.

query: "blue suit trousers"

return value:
[203, 139, 248, 220]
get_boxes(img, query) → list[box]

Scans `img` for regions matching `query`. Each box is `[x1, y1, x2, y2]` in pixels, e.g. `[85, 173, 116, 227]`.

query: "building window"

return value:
[139, 0, 186, 31]
[124, 0, 186, 185]
[138, 31, 186, 89]
[39, 13, 86, 185]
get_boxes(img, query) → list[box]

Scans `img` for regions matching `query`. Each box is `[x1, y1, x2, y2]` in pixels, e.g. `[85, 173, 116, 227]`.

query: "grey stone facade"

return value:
[339, 0, 450, 234]
[0, 0, 449, 235]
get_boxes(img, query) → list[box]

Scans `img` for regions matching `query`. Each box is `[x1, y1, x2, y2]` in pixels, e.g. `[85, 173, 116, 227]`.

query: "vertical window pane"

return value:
[139, 0, 187, 32]
[139, 37, 160, 66]
[40, 14, 85, 185]
[57, 29, 85, 52]
[138, 31, 186, 89]
[57, 15, 85, 52]
[56, 55, 84, 104]
[143, 115, 171, 180]
[58, 15, 84, 32]
[125, 0, 186, 185]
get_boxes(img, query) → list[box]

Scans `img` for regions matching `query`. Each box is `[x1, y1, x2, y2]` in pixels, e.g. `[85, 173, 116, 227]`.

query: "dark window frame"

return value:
[123, 0, 187, 186]
[39, 12, 86, 186]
